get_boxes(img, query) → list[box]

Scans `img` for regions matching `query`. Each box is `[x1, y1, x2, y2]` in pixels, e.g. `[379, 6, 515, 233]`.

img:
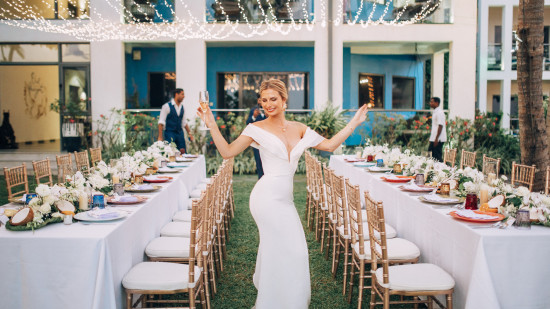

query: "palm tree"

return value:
[517, 0, 548, 191]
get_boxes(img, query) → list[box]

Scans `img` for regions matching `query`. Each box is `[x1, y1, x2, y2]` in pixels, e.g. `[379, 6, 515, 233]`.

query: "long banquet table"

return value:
[0, 156, 206, 309]
[330, 155, 550, 309]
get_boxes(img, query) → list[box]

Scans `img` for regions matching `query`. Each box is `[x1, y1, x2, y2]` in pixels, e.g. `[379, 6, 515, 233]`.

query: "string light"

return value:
[0, 0, 442, 41]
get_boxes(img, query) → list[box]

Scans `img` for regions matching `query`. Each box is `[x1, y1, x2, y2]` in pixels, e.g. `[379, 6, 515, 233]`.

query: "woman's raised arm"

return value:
[314, 105, 368, 152]
[197, 106, 253, 159]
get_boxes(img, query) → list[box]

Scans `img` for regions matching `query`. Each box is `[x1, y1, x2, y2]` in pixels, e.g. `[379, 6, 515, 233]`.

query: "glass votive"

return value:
[169, 155, 176, 162]
[25, 193, 37, 205]
[367, 155, 374, 162]
[393, 164, 402, 174]
[64, 214, 73, 225]
[514, 209, 531, 230]
[440, 182, 451, 196]
[114, 183, 124, 196]
[92, 194, 105, 209]
[465, 193, 478, 210]
[415, 174, 425, 185]
[134, 174, 144, 185]
[145, 167, 155, 175]
[376, 159, 384, 167]
[355, 147, 363, 159]
[161, 160, 168, 168]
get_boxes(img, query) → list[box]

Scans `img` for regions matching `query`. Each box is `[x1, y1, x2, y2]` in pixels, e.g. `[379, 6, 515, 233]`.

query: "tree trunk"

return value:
[517, 0, 548, 192]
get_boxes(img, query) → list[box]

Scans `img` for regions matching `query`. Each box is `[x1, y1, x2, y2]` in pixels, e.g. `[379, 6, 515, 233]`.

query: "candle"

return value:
[79, 193, 89, 210]
[479, 187, 489, 204]
[487, 173, 496, 185]
[112, 174, 120, 184]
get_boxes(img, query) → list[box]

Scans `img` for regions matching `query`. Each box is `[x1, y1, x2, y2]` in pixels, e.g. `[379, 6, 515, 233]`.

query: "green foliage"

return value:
[300, 102, 346, 138]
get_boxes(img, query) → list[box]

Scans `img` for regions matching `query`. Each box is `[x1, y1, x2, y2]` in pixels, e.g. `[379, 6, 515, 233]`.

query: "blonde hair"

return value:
[260, 79, 288, 102]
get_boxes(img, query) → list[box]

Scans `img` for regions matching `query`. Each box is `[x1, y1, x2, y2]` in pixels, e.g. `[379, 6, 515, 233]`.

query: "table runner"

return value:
[330, 155, 550, 309]
[0, 156, 206, 309]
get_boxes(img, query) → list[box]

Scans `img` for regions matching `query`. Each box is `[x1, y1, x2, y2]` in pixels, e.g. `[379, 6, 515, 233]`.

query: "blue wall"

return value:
[125, 47, 175, 109]
[206, 46, 315, 108]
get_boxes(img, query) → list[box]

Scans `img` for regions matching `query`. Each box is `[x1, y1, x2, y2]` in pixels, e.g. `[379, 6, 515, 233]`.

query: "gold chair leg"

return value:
[348, 260, 355, 304]
[342, 240, 350, 295]
[357, 262, 365, 309]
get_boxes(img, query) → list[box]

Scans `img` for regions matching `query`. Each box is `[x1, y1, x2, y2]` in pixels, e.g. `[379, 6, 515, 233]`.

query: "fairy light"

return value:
[0, 0, 442, 41]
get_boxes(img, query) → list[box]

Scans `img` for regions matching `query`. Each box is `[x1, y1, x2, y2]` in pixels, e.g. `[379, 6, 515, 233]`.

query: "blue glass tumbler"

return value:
[92, 194, 105, 209]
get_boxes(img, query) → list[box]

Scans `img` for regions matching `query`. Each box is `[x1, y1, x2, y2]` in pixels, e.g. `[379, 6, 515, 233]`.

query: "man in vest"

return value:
[246, 100, 266, 178]
[158, 88, 194, 153]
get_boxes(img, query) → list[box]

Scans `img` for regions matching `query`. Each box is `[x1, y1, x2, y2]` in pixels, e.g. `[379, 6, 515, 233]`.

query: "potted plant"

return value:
[303, 102, 346, 157]
[50, 98, 90, 152]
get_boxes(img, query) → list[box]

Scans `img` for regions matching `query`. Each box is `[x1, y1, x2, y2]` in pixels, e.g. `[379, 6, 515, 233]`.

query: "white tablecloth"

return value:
[0, 156, 206, 309]
[330, 155, 550, 309]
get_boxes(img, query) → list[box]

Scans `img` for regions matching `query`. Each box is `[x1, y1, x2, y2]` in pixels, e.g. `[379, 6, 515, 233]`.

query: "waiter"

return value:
[158, 88, 194, 153]
[247, 101, 266, 178]
[428, 97, 447, 162]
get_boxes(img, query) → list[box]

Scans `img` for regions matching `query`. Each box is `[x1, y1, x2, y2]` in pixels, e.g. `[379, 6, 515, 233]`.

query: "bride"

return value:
[197, 79, 368, 308]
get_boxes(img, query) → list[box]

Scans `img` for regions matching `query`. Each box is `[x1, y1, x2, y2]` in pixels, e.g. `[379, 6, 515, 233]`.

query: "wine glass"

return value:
[199, 91, 210, 131]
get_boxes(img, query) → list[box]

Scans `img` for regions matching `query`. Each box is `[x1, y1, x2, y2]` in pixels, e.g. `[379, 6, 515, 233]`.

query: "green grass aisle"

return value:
[212, 174, 358, 309]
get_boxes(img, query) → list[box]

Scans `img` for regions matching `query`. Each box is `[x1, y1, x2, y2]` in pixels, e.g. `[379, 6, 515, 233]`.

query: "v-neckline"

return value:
[251, 124, 305, 162]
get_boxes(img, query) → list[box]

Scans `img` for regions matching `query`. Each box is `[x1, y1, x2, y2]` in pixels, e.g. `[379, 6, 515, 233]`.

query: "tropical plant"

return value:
[302, 102, 346, 139]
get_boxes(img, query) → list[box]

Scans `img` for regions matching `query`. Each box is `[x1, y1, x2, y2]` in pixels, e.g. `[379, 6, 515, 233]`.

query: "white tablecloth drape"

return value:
[0, 156, 206, 309]
[330, 155, 550, 309]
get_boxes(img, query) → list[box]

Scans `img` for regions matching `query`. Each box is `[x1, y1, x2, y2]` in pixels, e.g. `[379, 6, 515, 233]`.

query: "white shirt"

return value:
[158, 99, 187, 128]
[429, 106, 447, 142]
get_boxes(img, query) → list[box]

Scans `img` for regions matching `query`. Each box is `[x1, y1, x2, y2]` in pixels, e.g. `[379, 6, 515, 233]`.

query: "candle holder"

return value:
[169, 155, 176, 162]
[440, 182, 451, 196]
[367, 155, 374, 162]
[465, 193, 478, 210]
[393, 164, 402, 174]
[134, 174, 144, 185]
[376, 159, 384, 167]
[415, 174, 425, 185]
[92, 194, 105, 210]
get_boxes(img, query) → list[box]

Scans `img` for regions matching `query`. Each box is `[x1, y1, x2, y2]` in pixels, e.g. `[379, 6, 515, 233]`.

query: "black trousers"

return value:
[253, 149, 264, 179]
[428, 141, 443, 162]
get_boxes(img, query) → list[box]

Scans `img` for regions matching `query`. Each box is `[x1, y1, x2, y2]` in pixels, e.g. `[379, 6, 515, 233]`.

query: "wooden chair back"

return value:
[546, 166, 550, 195]
[323, 164, 336, 221]
[330, 172, 349, 237]
[443, 148, 457, 167]
[312, 157, 326, 209]
[511, 162, 536, 191]
[345, 179, 366, 256]
[188, 194, 204, 292]
[460, 149, 477, 170]
[364, 191, 390, 285]
[482, 154, 501, 177]
[89, 147, 102, 167]
[32, 158, 53, 186]
[74, 150, 90, 173]
[56, 154, 73, 182]
[4, 163, 29, 199]
[305, 152, 313, 193]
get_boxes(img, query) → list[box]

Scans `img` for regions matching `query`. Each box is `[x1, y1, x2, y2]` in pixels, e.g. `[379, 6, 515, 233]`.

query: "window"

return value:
[148, 72, 176, 108]
[358, 73, 384, 109]
[217, 72, 308, 110]
[392, 76, 415, 109]
[206, 0, 314, 23]
[124, 0, 175, 23]
[0, 0, 89, 19]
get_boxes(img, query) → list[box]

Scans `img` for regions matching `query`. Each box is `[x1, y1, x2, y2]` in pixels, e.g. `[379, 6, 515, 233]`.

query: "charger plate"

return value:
[449, 210, 505, 223]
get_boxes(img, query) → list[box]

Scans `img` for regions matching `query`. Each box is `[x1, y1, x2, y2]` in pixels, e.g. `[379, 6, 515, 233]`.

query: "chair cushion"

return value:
[123, 262, 201, 290]
[195, 183, 207, 191]
[375, 263, 455, 291]
[189, 189, 202, 199]
[173, 209, 192, 222]
[161, 222, 192, 237]
[353, 238, 420, 261]
[146, 237, 190, 258]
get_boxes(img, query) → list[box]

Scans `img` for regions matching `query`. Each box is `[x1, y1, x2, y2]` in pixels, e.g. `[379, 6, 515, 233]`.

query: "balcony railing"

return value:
[512, 43, 550, 71]
[343, 0, 452, 24]
[205, 0, 314, 23]
[487, 43, 502, 71]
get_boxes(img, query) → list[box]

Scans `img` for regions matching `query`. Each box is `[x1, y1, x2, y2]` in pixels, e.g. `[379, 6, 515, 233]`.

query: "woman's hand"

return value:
[196, 105, 216, 128]
[350, 104, 368, 127]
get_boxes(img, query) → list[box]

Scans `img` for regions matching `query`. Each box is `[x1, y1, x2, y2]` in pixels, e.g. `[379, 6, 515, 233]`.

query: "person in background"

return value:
[428, 97, 447, 162]
[158, 88, 194, 153]
[247, 100, 266, 178]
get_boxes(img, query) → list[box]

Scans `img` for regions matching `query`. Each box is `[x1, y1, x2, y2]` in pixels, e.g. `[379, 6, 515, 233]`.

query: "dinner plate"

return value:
[449, 210, 505, 223]
[354, 162, 376, 167]
[157, 168, 182, 173]
[125, 185, 162, 193]
[74, 210, 127, 222]
[366, 167, 393, 173]
[345, 158, 365, 163]
[381, 176, 415, 183]
[106, 195, 148, 205]
[398, 184, 435, 192]
[176, 158, 193, 163]
[418, 195, 465, 205]
[143, 176, 173, 183]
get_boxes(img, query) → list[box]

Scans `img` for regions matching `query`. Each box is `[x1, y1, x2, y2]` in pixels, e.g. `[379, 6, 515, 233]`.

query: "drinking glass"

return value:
[465, 193, 478, 210]
[514, 209, 531, 230]
[354, 147, 363, 159]
[199, 91, 210, 131]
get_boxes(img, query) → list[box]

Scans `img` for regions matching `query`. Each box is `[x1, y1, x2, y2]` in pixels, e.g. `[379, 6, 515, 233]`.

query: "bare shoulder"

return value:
[289, 121, 307, 136]
[250, 119, 268, 129]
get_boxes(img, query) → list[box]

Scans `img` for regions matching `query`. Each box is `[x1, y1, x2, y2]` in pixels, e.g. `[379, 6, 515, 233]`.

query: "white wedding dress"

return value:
[241, 124, 325, 309]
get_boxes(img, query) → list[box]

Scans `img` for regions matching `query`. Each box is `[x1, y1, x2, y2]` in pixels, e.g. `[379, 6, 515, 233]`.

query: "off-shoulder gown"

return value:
[241, 124, 325, 309]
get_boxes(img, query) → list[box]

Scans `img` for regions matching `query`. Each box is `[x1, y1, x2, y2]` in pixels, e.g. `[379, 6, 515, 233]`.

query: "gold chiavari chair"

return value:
[546, 166, 550, 195]
[330, 172, 352, 295]
[322, 165, 337, 260]
[32, 158, 53, 186]
[123, 199, 207, 309]
[4, 163, 29, 200]
[460, 149, 477, 170]
[304, 152, 315, 230]
[366, 191, 454, 309]
[511, 162, 536, 192]
[313, 158, 331, 254]
[347, 188, 419, 307]
[482, 154, 501, 178]
[74, 150, 90, 173]
[225, 158, 236, 221]
[443, 148, 457, 167]
[214, 163, 229, 271]
[89, 147, 102, 167]
[56, 153, 73, 182]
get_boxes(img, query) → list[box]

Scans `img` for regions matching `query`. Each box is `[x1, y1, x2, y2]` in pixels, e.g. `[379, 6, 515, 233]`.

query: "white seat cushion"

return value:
[353, 238, 420, 260]
[189, 189, 202, 199]
[146, 237, 190, 258]
[173, 209, 192, 222]
[195, 183, 207, 191]
[161, 222, 191, 237]
[375, 263, 455, 291]
[123, 262, 201, 290]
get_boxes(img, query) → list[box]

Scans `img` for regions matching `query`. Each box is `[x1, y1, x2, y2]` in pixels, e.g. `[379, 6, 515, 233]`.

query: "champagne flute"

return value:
[199, 91, 210, 131]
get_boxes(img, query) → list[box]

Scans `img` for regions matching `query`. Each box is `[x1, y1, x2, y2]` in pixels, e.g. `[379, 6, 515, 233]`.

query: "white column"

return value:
[177, 39, 206, 124]
[501, 77, 511, 129]
[448, 39, 477, 120]
[477, 1, 489, 113]
[90, 41, 125, 128]
[501, 3, 514, 129]
[431, 52, 445, 101]
[314, 27, 329, 110]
